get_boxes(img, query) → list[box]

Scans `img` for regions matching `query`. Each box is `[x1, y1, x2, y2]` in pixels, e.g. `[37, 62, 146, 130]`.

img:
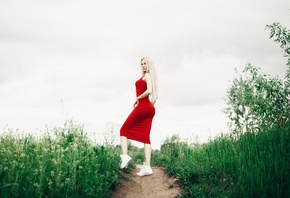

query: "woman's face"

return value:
[141, 59, 148, 73]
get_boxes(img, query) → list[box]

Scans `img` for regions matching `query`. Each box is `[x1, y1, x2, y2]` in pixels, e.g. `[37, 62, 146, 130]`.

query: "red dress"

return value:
[120, 77, 155, 144]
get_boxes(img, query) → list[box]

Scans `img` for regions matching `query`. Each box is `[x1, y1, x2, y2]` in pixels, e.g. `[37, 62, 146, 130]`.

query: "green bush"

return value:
[0, 120, 121, 198]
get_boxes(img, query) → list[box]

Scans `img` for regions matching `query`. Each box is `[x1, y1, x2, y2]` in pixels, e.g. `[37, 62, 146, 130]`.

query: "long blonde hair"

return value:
[141, 57, 158, 104]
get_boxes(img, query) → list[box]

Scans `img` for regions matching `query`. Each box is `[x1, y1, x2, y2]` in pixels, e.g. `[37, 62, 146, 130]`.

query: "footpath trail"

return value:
[112, 165, 183, 198]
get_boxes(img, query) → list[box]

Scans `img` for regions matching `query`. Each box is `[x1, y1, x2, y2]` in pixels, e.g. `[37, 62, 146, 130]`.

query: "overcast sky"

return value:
[0, 0, 289, 149]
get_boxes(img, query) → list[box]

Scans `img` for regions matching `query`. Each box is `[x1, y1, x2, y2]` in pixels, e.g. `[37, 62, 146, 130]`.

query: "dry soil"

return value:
[112, 165, 183, 198]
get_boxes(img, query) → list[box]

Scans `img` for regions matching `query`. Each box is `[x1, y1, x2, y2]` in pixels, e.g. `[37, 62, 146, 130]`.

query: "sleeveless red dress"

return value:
[120, 77, 155, 144]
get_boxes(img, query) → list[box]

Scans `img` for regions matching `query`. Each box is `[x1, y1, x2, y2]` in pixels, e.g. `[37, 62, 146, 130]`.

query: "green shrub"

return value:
[0, 120, 121, 198]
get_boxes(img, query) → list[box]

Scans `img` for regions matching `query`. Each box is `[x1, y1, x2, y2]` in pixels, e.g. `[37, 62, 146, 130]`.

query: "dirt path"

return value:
[112, 165, 183, 198]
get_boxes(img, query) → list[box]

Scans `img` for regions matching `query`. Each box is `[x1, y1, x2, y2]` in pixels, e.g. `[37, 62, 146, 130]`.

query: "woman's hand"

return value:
[133, 98, 139, 108]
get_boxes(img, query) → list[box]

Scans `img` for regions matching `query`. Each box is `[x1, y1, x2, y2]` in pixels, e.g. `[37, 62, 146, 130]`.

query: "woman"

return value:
[119, 57, 158, 176]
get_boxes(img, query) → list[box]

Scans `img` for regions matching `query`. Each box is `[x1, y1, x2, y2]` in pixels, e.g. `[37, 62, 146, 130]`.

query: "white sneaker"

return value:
[120, 154, 132, 169]
[136, 165, 153, 176]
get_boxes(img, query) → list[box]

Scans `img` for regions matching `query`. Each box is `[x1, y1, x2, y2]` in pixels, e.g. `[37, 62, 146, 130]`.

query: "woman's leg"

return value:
[120, 136, 132, 169]
[144, 143, 151, 166]
[137, 143, 153, 176]
[120, 136, 128, 154]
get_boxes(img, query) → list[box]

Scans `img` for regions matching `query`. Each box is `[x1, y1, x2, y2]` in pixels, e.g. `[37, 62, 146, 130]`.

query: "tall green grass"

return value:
[152, 121, 290, 197]
[1, 119, 289, 197]
[0, 120, 121, 198]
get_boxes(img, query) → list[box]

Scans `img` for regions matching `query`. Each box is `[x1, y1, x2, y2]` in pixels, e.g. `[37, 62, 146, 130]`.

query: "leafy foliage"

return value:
[224, 63, 290, 134]
[0, 120, 121, 198]
[224, 22, 290, 135]
[266, 22, 290, 78]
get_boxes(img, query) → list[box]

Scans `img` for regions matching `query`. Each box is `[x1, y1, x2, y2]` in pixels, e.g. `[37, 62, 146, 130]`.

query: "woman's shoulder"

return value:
[144, 72, 151, 77]
[141, 73, 150, 80]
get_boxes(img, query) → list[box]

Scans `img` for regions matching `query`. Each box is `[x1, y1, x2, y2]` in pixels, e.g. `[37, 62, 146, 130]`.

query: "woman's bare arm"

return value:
[133, 73, 152, 108]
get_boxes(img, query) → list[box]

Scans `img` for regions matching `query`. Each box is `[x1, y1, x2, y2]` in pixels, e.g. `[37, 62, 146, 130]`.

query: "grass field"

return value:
[0, 120, 122, 198]
[1, 120, 289, 197]
[150, 120, 290, 197]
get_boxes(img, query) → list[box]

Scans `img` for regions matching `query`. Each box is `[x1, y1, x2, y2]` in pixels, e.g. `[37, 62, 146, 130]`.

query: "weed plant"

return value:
[0, 120, 121, 198]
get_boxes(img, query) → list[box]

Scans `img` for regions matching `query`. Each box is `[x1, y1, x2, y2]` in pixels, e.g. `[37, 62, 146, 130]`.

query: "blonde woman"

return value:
[119, 57, 158, 176]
